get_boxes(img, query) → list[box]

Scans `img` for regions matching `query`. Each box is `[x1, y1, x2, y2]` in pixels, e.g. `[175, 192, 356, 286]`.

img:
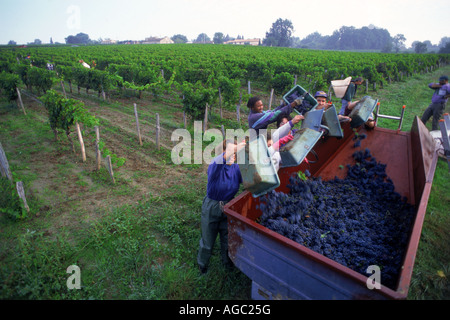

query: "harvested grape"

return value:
[258, 147, 415, 289]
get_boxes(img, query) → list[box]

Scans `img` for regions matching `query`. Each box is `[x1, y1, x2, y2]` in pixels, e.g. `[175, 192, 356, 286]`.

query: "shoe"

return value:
[198, 264, 208, 274]
[223, 259, 235, 270]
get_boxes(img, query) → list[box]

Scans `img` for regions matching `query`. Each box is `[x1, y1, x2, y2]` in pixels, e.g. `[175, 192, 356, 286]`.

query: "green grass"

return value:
[1, 65, 449, 300]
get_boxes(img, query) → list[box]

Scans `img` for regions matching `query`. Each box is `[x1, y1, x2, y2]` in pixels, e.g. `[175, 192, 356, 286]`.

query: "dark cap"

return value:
[439, 75, 448, 82]
[314, 91, 327, 98]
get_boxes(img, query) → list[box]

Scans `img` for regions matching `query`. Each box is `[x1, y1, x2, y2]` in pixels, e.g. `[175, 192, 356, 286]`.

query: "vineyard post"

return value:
[248, 81, 251, 94]
[203, 104, 208, 132]
[365, 79, 369, 94]
[75, 122, 86, 162]
[221, 125, 225, 139]
[105, 155, 115, 184]
[60, 81, 67, 98]
[294, 75, 298, 86]
[134, 103, 143, 146]
[15, 88, 26, 115]
[156, 113, 160, 150]
[237, 92, 242, 123]
[219, 88, 223, 119]
[183, 111, 187, 128]
[269, 88, 274, 110]
[95, 126, 101, 170]
[0, 142, 13, 182]
[16, 181, 30, 213]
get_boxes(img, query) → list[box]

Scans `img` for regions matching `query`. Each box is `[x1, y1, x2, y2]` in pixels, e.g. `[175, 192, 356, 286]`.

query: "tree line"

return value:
[6, 19, 449, 54]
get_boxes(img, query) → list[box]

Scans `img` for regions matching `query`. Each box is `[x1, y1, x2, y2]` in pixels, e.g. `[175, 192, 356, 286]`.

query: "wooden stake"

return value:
[248, 80, 251, 94]
[203, 104, 208, 132]
[60, 81, 67, 98]
[95, 126, 101, 170]
[269, 88, 274, 110]
[134, 103, 143, 146]
[0, 142, 12, 181]
[156, 113, 161, 150]
[76, 122, 86, 162]
[219, 88, 223, 119]
[16, 181, 30, 213]
[183, 111, 187, 129]
[16, 88, 26, 115]
[105, 155, 115, 183]
[237, 92, 242, 123]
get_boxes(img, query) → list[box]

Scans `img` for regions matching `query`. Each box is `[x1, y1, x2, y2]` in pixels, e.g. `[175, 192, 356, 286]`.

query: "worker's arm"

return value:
[429, 83, 441, 89]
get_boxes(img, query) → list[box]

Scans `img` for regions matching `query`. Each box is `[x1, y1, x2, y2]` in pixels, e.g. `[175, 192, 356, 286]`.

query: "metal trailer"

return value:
[224, 116, 438, 300]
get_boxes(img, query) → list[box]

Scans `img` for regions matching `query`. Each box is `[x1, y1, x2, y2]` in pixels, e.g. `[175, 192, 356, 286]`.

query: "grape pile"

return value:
[257, 134, 416, 289]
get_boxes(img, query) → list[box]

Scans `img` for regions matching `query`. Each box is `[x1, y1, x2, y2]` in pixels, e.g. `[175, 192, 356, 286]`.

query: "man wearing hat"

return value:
[421, 75, 450, 130]
[339, 77, 364, 116]
[315, 91, 351, 122]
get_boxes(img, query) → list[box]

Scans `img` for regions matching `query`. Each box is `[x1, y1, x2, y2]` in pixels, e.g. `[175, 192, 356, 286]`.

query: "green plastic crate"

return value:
[279, 128, 323, 168]
[238, 135, 280, 197]
[283, 85, 318, 115]
[349, 96, 378, 128]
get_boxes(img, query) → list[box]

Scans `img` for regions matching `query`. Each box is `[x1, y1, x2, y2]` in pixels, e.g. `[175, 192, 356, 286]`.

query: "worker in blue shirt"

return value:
[421, 75, 450, 130]
[197, 139, 245, 274]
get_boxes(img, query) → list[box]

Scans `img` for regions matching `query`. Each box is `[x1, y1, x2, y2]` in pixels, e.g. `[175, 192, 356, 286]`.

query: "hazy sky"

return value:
[1, 0, 448, 47]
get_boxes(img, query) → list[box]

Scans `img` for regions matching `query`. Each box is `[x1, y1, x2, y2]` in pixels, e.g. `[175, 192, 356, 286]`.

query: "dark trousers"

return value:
[421, 102, 446, 130]
[197, 196, 230, 268]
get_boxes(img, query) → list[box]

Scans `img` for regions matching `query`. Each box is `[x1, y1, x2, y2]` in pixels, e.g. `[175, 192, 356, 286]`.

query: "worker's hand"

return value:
[291, 114, 304, 124]
[224, 143, 237, 161]
[431, 83, 442, 89]
[338, 115, 351, 122]
[236, 140, 246, 152]
[347, 101, 359, 110]
[292, 98, 303, 106]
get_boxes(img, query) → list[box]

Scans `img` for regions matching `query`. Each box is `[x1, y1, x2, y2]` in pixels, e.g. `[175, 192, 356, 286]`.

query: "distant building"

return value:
[119, 40, 141, 45]
[224, 38, 261, 46]
[142, 36, 174, 44]
[101, 39, 118, 45]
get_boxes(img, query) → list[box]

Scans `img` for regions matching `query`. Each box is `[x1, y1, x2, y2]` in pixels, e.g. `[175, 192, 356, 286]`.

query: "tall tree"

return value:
[213, 32, 224, 44]
[263, 18, 294, 47]
[393, 34, 406, 53]
[414, 41, 427, 54]
[195, 33, 211, 43]
[439, 42, 450, 53]
[171, 34, 188, 43]
[439, 37, 450, 48]
[65, 33, 90, 44]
